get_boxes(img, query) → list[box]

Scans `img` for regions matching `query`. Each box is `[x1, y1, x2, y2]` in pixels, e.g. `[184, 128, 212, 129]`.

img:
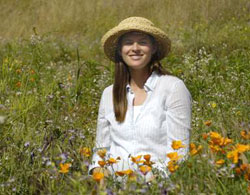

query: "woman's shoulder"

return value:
[101, 84, 113, 98]
[159, 74, 186, 88]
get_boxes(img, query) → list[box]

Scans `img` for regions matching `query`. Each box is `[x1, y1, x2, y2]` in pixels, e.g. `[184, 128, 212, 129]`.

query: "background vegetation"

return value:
[0, 0, 249, 194]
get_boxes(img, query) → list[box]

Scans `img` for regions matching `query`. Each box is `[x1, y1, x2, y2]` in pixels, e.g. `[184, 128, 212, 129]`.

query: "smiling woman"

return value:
[89, 17, 192, 181]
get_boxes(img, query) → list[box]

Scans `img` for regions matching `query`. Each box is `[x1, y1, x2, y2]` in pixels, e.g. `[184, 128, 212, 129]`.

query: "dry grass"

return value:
[0, 0, 249, 39]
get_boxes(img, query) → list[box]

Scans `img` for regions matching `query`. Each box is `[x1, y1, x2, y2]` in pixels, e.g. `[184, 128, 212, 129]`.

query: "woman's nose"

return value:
[131, 42, 139, 51]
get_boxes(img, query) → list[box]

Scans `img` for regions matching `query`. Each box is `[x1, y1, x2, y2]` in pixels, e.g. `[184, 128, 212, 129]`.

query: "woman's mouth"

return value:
[129, 55, 143, 60]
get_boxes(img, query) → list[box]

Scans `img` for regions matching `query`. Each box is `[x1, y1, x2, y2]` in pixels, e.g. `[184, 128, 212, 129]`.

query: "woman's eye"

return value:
[123, 41, 133, 45]
[139, 41, 147, 45]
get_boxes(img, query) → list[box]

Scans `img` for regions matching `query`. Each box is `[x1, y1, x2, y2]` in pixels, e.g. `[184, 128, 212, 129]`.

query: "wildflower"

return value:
[93, 172, 104, 183]
[202, 133, 208, 140]
[209, 131, 222, 145]
[171, 140, 185, 150]
[16, 81, 21, 87]
[131, 155, 144, 164]
[166, 152, 182, 161]
[204, 120, 212, 126]
[98, 160, 106, 167]
[167, 161, 179, 173]
[190, 143, 202, 156]
[59, 163, 71, 173]
[236, 144, 250, 153]
[80, 147, 91, 157]
[209, 145, 222, 153]
[30, 70, 35, 74]
[240, 164, 248, 171]
[97, 149, 107, 159]
[215, 159, 225, 166]
[227, 150, 239, 164]
[0, 116, 6, 124]
[211, 102, 217, 108]
[139, 165, 152, 175]
[16, 69, 22, 74]
[115, 169, 134, 177]
[107, 158, 118, 165]
[219, 137, 232, 147]
[143, 154, 151, 162]
[235, 167, 241, 175]
[30, 78, 35, 82]
[240, 130, 250, 140]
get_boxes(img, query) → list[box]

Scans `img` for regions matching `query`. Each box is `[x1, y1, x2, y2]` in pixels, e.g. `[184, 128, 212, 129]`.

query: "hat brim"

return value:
[101, 23, 171, 62]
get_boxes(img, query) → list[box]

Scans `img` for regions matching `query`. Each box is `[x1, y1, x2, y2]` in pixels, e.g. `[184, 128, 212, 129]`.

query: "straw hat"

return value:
[101, 17, 171, 62]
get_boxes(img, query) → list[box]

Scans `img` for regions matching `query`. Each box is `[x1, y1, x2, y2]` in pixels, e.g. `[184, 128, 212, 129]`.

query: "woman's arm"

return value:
[165, 79, 192, 163]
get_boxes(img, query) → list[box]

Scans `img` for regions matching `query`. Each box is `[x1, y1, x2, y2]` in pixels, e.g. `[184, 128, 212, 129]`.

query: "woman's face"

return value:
[120, 32, 156, 71]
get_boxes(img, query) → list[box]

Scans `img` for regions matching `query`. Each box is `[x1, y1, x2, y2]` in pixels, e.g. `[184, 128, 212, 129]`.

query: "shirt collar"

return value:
[126, 71, 160, 93]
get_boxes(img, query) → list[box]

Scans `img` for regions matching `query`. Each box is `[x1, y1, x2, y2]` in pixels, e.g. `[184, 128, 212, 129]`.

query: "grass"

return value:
[0, 0, 250, 194]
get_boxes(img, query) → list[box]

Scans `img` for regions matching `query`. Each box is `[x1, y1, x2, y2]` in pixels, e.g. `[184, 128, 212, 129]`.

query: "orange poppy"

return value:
[97, 149, 107, 159]
[93, 172, 104, 182]
[59, 163, 71, 174]
[171, 140, 185, 150]
[80, 147, 91, 157]
[166, 152, 182, 161]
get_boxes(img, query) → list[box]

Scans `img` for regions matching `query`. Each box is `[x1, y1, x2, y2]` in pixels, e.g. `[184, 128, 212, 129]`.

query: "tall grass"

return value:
[0, 0, 250, 194]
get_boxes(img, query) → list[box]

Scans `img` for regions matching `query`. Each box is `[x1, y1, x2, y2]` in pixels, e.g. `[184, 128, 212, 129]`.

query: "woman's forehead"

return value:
[121, 31, 151, 40]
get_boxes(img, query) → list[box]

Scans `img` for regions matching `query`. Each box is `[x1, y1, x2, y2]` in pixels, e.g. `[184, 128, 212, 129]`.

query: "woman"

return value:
[89, 17, 192, 180]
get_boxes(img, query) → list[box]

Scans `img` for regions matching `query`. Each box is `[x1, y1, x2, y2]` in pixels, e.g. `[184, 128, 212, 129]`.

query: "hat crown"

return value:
[118, 17, 154, 27]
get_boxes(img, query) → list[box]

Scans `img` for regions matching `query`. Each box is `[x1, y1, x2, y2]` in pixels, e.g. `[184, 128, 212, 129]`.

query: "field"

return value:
[0, 0, 250, 194]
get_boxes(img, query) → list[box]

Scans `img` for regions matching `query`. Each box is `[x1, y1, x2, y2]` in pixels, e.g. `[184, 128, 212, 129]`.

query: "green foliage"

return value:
[0, 0, 249, 194]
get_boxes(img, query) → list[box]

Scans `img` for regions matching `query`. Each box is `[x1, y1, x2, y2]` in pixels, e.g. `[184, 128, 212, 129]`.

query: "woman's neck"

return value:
[129, 68, 151, 90]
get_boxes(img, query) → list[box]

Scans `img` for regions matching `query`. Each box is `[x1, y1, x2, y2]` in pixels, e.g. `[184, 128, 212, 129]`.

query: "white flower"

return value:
[0, 116, 6, 124]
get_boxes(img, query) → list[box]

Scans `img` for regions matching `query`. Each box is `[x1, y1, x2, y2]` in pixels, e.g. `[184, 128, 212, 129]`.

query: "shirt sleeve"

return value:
[164, 80, 192, 164]
[88, 89, 111, 174]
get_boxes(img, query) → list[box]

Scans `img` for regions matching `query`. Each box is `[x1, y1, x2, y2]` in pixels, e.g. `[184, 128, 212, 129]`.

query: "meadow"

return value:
[0, 0, 250, 194]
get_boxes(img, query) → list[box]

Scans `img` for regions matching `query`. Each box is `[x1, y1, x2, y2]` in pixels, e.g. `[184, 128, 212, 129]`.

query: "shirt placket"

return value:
[127, 89, 136, 156]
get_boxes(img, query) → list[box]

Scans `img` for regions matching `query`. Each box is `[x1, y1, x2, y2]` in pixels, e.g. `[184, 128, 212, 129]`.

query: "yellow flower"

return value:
[215, 159, 225, 165]
[143, 154, 151, 162]
[131, 155, 144, 164]
[115, 169, 135, 180]
[227, 150, 239, 164]
[240, 130, 250, 140]
[98, 160, 106, 167]
[80, 147, 91, 157]
[92, 172, 104, 183]
[59, 163, 71, 174]
[97, 149, 107, 159]
[171, 140, 185, 150]
[166, 152, 182, 161]
[16, 69, 22, 74]
[16, 81, 21, 87]
[142, 154, 155, 167]
[204, 120, 212, 126]
[209, 144, 222, 153]
[236, 144, 250, 153]
[202, 133, 208, 140]
[107, 157, 118, 165]
[139, 165, 152, 175]
[211, 102, 217, 108]
[209, 131, 222, 145]
[190, 143, 202, 156]
[167, 161, 179, 173]
[219, 137, 232, 147]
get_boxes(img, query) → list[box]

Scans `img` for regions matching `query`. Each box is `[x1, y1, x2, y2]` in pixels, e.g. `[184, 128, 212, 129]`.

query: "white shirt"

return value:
[89, 71, 192, 177]
[133, 105, 142, 122]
